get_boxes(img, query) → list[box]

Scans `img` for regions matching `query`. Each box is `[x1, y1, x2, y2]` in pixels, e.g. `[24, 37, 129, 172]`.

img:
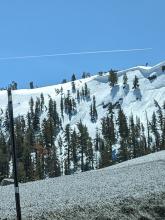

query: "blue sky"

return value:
[0, 0, 164, 88]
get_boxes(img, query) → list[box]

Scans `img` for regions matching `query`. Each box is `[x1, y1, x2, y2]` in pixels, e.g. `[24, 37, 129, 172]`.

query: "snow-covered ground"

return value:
[0, 61, 165, 219]
[0, 61, 165, 139]
[0, 151, 165, 219]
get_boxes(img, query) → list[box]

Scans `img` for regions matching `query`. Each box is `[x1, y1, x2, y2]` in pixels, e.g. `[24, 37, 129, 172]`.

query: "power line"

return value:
[0, 48, 152, 61]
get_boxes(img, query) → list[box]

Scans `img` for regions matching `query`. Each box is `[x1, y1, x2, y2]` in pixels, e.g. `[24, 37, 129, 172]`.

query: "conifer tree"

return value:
[71, 74, 76, 81]
[0, 130, 9, 181]
[117, 107, 129, 161]
[77, 121, 93, 171]
[60, 95, 64, 118]
[22, 135, 34, 181]
[129, 115, 136, 158]
[140, 123, 148, 155]
[145, 111, 152, 151]
[90, 96, 98, 122]
[160, 119, 165, 150]
[108, 69, 118, 87]
[64, 124, 71, 174]
[42, 117, 56, 177]
[15, 116, 26, 159]
[150, 111, 160, 151]
[11, 81, 18, 90]
[77, 89, 80, 103]
[123, 73, 128, 85]
[154, 100, 163, 130]
[70, 129, 78, 171]
[62, 79, 67, 84]
[29, 97, 34, 117]
[81, 87, 85, 99]
[71, 81, 76, 93]
[4, 109, 10, 132]
[33, 98, 41, 132]
[94, 128, 103, 168]
[51, 147, 61, 177]
[40, 93, 45, 112]
[123, 73, 128, 88]
[132, 75, 139, 89]
[71, 98, 77, 114]
[30, 81, 34, 89]
[82, 72, 86, 79]
[94, 128, 100, 152]
[84, 83, 90, 99]
[60, 86, 63, 95]
[134, 117, 142, 157]
[101, 110, 115, 167]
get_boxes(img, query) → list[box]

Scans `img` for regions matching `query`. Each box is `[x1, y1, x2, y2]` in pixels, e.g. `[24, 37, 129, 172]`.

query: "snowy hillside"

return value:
[1, 150, 165, 219]
[0, 61, 165, 135]
[0, 61, 164, 178]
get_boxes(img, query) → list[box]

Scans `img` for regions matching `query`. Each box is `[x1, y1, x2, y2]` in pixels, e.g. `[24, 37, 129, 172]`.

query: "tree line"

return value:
[0, 72, 164, 183]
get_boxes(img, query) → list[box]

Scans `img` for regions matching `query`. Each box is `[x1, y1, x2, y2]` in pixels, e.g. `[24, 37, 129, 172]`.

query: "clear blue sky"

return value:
[0, 0, 164, 88]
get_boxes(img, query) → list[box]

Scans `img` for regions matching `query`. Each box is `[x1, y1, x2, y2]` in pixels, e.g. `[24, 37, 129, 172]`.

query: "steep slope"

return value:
[0, 150, 165, 219]
[0, 61, 165, 136]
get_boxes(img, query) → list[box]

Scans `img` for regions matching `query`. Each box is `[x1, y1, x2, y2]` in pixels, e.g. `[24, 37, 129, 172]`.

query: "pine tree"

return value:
[108, 69, 118, 87]
[64, 124, 71, 174]
[4, 109, 10, 132]
[71, 74, 76, 81]
[150, 111, 160, 151]
[90, 96, 98, 122]
[60, 86, 63, 95]
[71, 81, 76, 93]
[71, 98, 77, 114]
[140, 123, 148, 155]
[0, 130, 9, 181]
[132, 75, 139, 89]
[161, 119, 165, 150]
[30, 81, 34, 89]
[154, 100, 163, 130]
[77, 121, 93, 171]
[82, 72, 86, 79]
[33, 98, 41, 132]
[70, 129, 78, 171]
[57, 136, 63, 156]
[40, 93, 45, 112]
[145, 111, 152, 151]
[94, 128, 100, 152]
[84, 83, 90, 100]
[11, 81, 17, 90]
[52, 100, 60, 135]
[48, 97, 54, 118]
[117, 107, 129, 161]
[62, 79, 67, 84]
[42, 116, 57, 177]
[101, 110, 115, 167]
[123, 73, 128, 88]
[22, 135, 34, 181]
[94, 128, 103, 168]
[51, 147, 61, 177]
[134, 117, 143, 157]
[29, 97, 34, 117]
[98, 71, 103, 76]
[77, 89, 80, 103]
[60, 95, 64, 118]
[129, 115, 137, 158]
[15, 116, 26, 159]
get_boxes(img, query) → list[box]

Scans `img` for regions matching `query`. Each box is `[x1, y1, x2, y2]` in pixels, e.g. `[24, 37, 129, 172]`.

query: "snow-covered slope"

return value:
[0, 61, 165, 138]
[1, 150, 165, 219]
